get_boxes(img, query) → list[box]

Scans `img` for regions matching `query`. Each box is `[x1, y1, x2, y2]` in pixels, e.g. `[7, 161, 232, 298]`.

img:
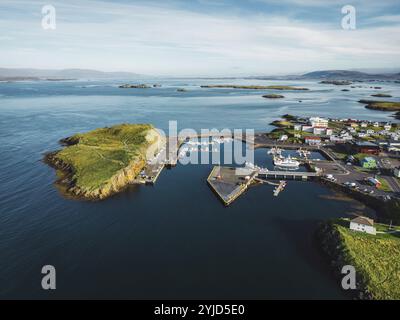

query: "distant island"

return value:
[320, 80, 352, 85]
[262, 94, 284, 99]
[45, 124, 164, 200]
[358, 100, 400, 119]
[371, 93, 392, 98]
[200, 84, 309, 90]
[119, 84, 151, 88]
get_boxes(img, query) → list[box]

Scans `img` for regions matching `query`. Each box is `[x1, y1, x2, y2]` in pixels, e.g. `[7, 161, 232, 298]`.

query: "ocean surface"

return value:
[0, 78, 398, 299]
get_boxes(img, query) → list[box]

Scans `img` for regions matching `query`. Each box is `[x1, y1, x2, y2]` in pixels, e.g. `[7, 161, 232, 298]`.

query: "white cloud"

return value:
[0, 0, 399, 75]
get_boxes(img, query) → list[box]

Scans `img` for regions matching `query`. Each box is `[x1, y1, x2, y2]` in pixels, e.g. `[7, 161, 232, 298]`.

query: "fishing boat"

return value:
[273, 155, 300, 169]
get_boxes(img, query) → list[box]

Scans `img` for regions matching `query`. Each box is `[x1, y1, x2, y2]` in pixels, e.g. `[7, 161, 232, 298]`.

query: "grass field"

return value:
[54, 124, 156, 191]
[332, 219, 400, 300]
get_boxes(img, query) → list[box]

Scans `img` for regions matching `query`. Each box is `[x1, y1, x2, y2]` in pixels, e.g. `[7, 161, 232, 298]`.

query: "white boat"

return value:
[273, 155, 300, 169]
[297, 148, 311, 157]
[268, 147, 282, 155]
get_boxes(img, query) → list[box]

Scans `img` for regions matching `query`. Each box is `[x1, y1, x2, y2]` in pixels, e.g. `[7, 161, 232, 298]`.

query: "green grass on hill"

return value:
[55, 124, 154, 190]
[359, 100, 400, 111]
[333, 219, 400, 300]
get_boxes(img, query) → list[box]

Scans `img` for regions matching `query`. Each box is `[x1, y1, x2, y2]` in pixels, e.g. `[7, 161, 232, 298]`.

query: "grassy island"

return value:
[320, 80, 352, 85]
[45, 124, 163, 200]
[200, 85, 309, 90]
[262, 94, 285, 99]
[358, 100, 400, 112]
[371, 93, 392, 98]
[318, 219, 400, 300]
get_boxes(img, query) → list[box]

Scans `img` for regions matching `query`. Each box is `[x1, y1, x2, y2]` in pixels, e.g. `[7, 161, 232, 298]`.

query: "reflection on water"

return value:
[0, 78, 390, 299]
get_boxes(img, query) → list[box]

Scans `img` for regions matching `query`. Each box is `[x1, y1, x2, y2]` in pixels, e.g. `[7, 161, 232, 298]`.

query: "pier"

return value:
[258, 170, 319, 180]
[207, 166, 257, 206]
[273, 181, 287, 196]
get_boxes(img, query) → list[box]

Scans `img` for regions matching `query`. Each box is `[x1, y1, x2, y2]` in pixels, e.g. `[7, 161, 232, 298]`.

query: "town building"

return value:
[313, 127, 326, 135]
[361, 157, 377, 169]
[309, 117, 328, 128]
[394, 167, 400, 178]
[294, 124, 302, 131]
[304, 136, 321, 145]
[301, 125, 313, 133]
[384, 123, 392, 131]
[350, 216, 376, 235]
[352, 141, 381, 155]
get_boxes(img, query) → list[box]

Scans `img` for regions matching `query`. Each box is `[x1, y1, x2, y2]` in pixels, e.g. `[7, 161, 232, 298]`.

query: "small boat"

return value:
[268, 147, 282, 155]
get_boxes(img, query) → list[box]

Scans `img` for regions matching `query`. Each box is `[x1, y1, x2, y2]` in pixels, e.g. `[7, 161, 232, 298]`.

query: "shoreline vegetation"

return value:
[358, 100, 400, 120]
[200, 84, 309, 90]
[44, 124, 163, 200]
[317, 219, 400, 300]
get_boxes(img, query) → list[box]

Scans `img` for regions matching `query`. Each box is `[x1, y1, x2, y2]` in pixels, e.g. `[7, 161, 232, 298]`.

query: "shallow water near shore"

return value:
[0, 78, 395, 299]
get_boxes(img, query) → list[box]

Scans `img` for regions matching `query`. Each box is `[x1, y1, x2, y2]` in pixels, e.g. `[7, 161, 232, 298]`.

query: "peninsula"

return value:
[45, 124, 164, 200]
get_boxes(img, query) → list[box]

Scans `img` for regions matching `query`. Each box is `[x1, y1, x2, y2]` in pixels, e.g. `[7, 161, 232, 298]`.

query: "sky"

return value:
[0, 0, 399, 76]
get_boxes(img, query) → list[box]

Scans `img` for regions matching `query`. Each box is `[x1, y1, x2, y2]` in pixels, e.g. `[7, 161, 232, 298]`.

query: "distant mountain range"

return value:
[299, 70, 400, 80]
[0, 68, 143, 80]
[250, 70, 400, 81]
[1, 68, 399, 81]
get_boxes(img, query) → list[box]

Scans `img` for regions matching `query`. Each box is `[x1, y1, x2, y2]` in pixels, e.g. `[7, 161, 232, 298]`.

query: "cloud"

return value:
[0, 0, 399, 75]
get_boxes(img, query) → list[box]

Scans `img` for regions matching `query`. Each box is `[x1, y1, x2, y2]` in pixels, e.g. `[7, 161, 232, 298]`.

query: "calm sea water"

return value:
[0, 79, 398, 299]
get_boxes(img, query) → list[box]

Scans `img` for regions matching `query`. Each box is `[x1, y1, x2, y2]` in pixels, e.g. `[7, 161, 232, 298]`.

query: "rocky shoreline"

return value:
[44, 124, 161, 201]
[44, 150, 146, 200]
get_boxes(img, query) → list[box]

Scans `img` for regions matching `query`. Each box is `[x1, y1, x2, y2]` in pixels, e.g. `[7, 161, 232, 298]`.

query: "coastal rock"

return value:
[262, 94, 284, 99]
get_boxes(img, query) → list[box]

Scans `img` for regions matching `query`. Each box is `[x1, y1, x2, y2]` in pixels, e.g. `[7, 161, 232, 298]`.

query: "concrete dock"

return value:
[207, 166, 257, 206]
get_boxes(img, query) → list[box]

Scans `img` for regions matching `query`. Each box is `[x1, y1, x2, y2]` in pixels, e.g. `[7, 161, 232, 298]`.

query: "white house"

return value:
[325, 128, 333, 136]
[294, 124, 302, 131]
[373, 122, 380, 127]
[313, 127, 326, 135]
[384, 123, 392, 131]
[361, 122, 368, 128]
[394, 167, 400, 178]
[302, 125, 313, 132]
[350, 216, 376, 235]
[280, 135, 288, 141]
[309, 117, 329, 128]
